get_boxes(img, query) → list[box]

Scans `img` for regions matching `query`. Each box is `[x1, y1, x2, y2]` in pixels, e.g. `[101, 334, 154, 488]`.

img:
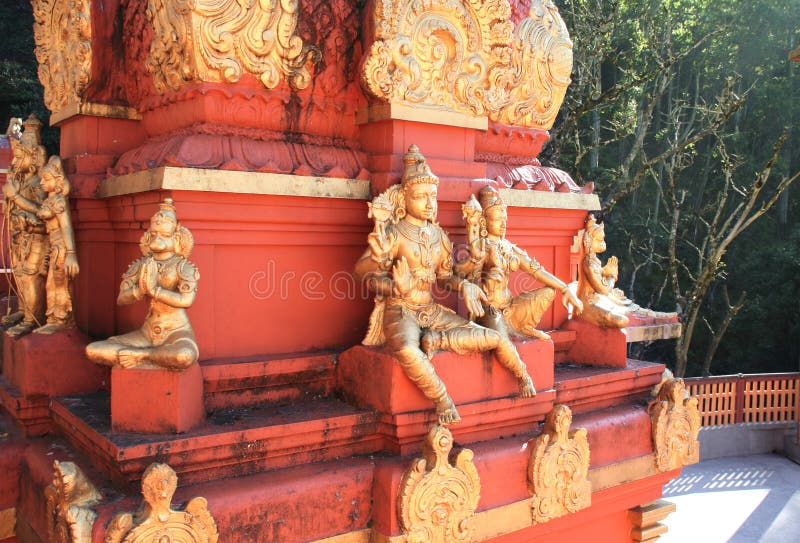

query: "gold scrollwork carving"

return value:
[105, 463, 218, 543]
[528, 404, 591, 524]
[494, 0, 573, 129]
[146, 0, 318, 94]
[398, 424, 481, 543]
[32, 0, 93, 113]
[45, 461, 101, 543]
[361, 0, 573, 130]
[649, 378, 701, 472]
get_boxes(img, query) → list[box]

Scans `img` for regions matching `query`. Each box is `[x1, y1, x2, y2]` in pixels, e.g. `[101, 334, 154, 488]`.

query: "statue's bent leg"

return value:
[149, 332, 199, 370]
[384, 305, 458, 424]
[506, 287, 555, 340]
[477, 309, 537, 398]
[86, 330, 150, 367]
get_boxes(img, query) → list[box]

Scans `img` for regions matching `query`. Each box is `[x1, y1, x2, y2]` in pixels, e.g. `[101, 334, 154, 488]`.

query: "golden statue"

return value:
[3, 115, 49, 337]
[355, 145, 535, 425]
[456, 186, 583, 341]
[85, 199, 199, 370]
[45, 460, 101, 543]
[105, 463, 218, 543]
[34, 156, 80, 334]
[649, 378, 701, 472]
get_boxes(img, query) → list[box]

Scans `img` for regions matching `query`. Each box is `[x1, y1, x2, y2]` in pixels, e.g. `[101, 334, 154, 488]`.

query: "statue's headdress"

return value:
[20, 114, 42, 148]
[478, 186, 505, 212]
[401, 145, 438, 187]
[151, 198, 178, 227]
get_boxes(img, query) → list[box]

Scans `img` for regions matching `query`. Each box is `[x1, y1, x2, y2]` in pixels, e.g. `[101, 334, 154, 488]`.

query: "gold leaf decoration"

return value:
[45, 461, 101, 543]
[146, 0, 318, 94]
[398, 424, 481, 543]
[528, 404, 591, 524]
[32, 0, 93, 113]
[362, 0, 573, 130]
[362, 0, 514, 117]
[649, 378, 701, 472]
[104, 463, 219, 543]
[493, 0, 573, 129]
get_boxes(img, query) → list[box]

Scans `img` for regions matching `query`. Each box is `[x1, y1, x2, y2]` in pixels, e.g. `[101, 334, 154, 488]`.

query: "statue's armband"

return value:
[178, 259, 200, 294]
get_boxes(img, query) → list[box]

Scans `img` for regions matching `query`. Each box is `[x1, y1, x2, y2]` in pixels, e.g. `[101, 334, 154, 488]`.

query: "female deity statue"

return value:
[85, 199, 200, 370]
[456, 186, 583, 340]
[2, 115, 49, 336]
[355, 145, 536, 425]
[32, 156, 80, 334]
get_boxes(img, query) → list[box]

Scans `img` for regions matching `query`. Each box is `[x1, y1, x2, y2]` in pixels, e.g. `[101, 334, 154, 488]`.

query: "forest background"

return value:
[0, 0, 798, 377]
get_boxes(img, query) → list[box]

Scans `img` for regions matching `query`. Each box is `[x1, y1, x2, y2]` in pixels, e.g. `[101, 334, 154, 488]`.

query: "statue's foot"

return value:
[117, 348, 150, 369]
[6, 321, 36, 338]
[528, 328, 551, 341]
[434, 395, 461, 425]
[33, 323, 66, 335]
[421, 330, 442, 358]
[518, 374, 537, 398]
[1, 312, 23, 327]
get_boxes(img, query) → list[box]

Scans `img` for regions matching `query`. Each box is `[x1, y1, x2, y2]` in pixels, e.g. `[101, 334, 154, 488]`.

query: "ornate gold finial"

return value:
[146, 0, 318, 93]
[649, 378, 701, 472]
[105, 463, 218, 543]
[45, 461, 101, 543]
[401, 145, 439, 188]
[528, 405, 591, 524]
[361, 0, 573, 130]
[32, 0, 93, 113]
[398, 424, 481, 543]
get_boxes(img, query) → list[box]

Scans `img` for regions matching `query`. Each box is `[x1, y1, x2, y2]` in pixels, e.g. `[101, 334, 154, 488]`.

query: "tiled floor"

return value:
[661, 454, 800, 543]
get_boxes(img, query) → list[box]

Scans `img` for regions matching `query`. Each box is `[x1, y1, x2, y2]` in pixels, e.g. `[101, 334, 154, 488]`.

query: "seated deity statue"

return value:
[33, 156, 80, 334]
[355, 145, 536, 425]
[455, 186, 583, 340]
[2, 115, 49, 337]
[85, 199, 200, 370]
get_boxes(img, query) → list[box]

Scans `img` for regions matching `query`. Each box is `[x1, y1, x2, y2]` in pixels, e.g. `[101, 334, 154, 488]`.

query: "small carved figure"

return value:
[105, 463, 218, 543]
[2, 115, 49, 337]
[456, 186, 583, 341]
[44, 460, 101, 543]
[355, 145, 535, 425]
[649, 378, 701, 472]
[85, 199, 199, 370]
[33, 155, 79, 334]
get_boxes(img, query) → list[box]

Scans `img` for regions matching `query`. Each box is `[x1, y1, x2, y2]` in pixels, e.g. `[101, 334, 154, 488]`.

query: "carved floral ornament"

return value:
[361, 0, 573, 130]
[45, 461, 101, 543]
[105, 463, 218, 543]
[528, 404, 591, 524]
[398, 424, 481, 543]
[649, 378, 701, 472]
[32, 0, 93, 113]
[146, 0, 319, 94]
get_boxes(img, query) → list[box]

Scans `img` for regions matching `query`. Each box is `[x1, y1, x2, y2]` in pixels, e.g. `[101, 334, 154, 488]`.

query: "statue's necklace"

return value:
[396, 220, 435, 268]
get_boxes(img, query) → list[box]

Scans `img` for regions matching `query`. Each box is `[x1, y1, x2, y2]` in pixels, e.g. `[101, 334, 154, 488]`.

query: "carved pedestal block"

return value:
[338, 340, 554, 415]
[2, 329, 107, 397]
[561, 319, 628, 367]
[111, 363, 204, 433]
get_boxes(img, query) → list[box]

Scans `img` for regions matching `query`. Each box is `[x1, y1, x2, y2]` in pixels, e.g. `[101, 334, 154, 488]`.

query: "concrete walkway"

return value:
[661, 454, 800, 543]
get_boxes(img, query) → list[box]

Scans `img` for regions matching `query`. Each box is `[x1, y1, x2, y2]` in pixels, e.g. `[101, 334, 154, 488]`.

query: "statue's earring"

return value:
[139, 232, 152, 256]
[479, 218, 488, 239]
[395, 207, 406, 220]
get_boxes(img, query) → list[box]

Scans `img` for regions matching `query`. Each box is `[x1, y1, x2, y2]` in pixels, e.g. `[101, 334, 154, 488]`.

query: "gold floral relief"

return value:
[32, 0, 93, 113]
[649, 378, 702, 472]
[362, 0, 514, 117]
[146, 0, 318, 94]
[362, 0, 573, 130]
[528, 405, 591, 524]
[105, 463, 218, 543]
[45, 461, 101, 543]
[398, 424, 481, 543]
[492, 0, 573, 129]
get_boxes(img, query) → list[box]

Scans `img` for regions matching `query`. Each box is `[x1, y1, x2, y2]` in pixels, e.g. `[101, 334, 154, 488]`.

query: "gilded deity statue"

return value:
[456, 187, 583, 341]
[574, 214, 638, 328]
[33, 156, 79, 334]
[85, 199, 200, 370]
[2, 115, 50, 337]
[355, 145, 536, 425]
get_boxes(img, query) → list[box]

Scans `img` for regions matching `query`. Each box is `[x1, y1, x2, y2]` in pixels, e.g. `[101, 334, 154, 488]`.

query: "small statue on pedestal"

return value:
[3, 115, 50, 337]
[456, 186, 583, 340]
[355, 145, 535, 425]
[86, 198, 200, 370]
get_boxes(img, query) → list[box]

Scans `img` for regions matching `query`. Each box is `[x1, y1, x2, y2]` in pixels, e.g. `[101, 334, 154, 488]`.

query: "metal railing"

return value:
[684, 374, 800, 434]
